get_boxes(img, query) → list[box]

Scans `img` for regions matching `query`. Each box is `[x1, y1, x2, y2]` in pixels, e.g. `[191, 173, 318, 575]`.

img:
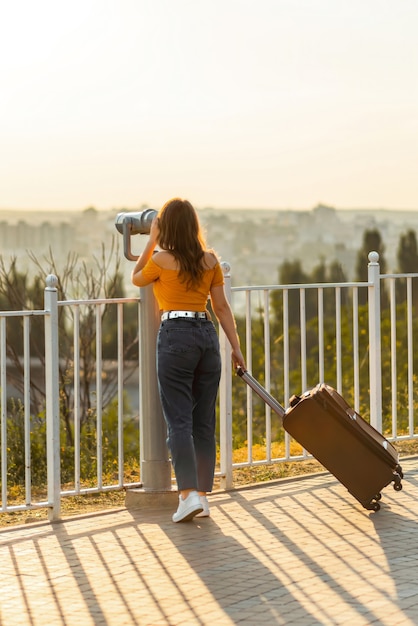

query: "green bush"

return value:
[1, 394, 139, 492]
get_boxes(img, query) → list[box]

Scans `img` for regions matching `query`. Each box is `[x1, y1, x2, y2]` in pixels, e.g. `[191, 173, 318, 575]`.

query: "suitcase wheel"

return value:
[393, 473, 403, 491]
[395, 464, 404, 479]
[374, 493, 382, 501]
[365, 501, 381, 512]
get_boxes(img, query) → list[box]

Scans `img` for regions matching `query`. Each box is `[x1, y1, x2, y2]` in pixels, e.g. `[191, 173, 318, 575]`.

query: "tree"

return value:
[275, 259, 309, 323]
[0, 257, 48, 409]
[355, 228, 387, 281]
[328, 260, 347, 284]
[0, 239, 139, 446]
[355, 229, 387, 305]
[397, 229, 418, 273]
[396, 229, 418, 306]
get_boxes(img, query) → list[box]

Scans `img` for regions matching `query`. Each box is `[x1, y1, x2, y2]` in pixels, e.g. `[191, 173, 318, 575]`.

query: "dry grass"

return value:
[1, 439, 417, 529]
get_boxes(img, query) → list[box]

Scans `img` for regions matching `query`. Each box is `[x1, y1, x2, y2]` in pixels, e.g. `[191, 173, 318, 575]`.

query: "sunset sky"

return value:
[1, 0, 417, 211]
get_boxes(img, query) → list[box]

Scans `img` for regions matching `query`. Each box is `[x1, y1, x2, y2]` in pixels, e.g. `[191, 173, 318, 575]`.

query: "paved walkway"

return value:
[1, 458, 418, 626]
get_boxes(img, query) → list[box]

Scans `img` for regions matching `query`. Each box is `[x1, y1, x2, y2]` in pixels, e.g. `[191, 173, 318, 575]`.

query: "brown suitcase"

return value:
[237, 368, 403, 511]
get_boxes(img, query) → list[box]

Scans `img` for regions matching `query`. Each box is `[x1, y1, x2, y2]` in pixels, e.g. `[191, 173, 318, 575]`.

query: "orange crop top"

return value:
[139, 256, 225, 311]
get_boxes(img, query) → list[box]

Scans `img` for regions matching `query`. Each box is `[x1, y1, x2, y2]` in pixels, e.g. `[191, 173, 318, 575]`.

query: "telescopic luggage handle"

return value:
[236, 367, 285, 419]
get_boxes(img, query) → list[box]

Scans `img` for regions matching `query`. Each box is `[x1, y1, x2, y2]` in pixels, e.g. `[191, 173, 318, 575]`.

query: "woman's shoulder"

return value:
[153, 249, 219, 271]
[203, 250, 219, 270]
[152, 251, 178, 270]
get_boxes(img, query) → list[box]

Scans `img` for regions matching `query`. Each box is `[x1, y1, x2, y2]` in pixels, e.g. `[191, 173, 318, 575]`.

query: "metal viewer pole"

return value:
[139, 285, 172, 490]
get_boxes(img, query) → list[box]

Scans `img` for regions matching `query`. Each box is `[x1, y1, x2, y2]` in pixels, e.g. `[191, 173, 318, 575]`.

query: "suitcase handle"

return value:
[235, 367, 285, 418]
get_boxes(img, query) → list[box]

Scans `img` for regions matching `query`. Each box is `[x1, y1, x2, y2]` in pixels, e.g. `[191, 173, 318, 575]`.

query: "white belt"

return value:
[161, 310, 207, 321]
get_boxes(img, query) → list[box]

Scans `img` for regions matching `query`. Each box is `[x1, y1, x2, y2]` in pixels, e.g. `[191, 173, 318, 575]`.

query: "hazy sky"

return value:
[1, 0, 417, 211]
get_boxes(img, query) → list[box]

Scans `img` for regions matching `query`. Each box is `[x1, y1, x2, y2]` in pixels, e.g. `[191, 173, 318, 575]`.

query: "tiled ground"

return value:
[1, 457, 418, 625]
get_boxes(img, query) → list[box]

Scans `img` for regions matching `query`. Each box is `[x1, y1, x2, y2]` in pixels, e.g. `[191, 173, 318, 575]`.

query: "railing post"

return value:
[44, 274, 61, 521]
[219, 262, 233, 490]
[368, 251, 382, 432]
[139, 286, 171, 490]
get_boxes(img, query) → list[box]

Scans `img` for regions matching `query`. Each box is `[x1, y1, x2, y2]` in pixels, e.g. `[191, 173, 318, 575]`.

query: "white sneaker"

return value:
[195, 495, 210, 518]
[172, 491, 203, 523]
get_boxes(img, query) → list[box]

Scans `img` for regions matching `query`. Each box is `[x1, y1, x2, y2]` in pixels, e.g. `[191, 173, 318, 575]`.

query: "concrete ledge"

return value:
[125, 488, 179, 510]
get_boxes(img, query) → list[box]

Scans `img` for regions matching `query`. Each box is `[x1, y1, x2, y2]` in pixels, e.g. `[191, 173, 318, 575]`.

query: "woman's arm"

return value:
[131, 218, 159, 286]
[210, 284, 246, 370]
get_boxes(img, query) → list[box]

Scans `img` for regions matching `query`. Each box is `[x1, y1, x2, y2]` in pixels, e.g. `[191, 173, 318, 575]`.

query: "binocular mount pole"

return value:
[138, 285, 172, 491]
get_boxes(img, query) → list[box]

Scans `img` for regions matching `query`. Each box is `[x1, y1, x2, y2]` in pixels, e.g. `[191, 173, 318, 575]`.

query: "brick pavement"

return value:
[1, 457, 418, 626]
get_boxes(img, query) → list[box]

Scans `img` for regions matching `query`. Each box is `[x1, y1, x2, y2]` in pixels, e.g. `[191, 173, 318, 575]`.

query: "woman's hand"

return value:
[149, 217, 160, 245]
[131, 217, 160, 285]
[231, 347, 246, 371]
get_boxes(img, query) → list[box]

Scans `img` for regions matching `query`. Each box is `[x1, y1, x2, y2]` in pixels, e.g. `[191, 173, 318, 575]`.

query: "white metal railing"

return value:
[57, 294, 141, 497]
[218, 252, 418, 488]
[218, 278, 372, 487]
[1, 252, 418, 518]
[381, 271, 418, 441]
[1, 308, 47, 512]
[1, 275, 142, 520]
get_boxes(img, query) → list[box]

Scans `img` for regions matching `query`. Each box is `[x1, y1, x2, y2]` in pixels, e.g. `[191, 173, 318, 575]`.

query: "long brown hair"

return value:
[157, 198, 209, 288]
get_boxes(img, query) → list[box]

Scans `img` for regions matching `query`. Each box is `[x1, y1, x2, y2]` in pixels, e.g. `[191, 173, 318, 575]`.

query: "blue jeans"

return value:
[156, 319, 222, 492]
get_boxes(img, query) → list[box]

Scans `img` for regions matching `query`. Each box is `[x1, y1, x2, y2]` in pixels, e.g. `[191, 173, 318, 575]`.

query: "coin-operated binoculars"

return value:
[115, 209, 158, 261]
[115, 208, 173, 496]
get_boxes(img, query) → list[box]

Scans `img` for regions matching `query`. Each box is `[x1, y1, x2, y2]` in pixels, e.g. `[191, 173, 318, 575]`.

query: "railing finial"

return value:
[221, 261, 231, 277]
[46, 274, 58, 289]
[368, 251, 379, 264]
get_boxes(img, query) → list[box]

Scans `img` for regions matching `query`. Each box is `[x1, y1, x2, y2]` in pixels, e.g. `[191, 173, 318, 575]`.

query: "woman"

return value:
[131, 198, 246, 522]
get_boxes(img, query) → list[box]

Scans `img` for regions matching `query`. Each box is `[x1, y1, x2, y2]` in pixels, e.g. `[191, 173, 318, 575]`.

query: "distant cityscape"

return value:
[1, 205, 418, 292]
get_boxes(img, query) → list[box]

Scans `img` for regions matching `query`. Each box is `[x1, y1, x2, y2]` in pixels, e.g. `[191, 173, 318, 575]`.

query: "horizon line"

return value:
[1, 205, 418, 213]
